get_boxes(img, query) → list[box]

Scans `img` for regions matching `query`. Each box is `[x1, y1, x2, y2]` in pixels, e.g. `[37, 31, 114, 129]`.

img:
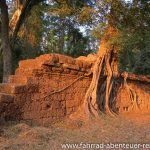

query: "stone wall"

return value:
[0, 54, 95, 125]
[114, 76, 150, 114]
[0, 53, 149, 125]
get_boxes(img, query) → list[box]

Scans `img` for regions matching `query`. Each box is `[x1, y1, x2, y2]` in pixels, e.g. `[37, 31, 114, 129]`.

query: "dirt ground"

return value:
[0, 114, 149, 150]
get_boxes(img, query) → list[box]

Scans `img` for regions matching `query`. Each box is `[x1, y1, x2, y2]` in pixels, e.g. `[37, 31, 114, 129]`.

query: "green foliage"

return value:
[43, 15, 93, 57]
[1, 0, 149, 81]
[12, 0, 96, 58]
[12, 2, 45, 71]
[89, 0, 150, 75]
[4, 0, 97, 81]
[77, 6, 94, 24]
[40, 0, 97, 57]
[118, 30, 150, 75]
[117, 0, 150, 75]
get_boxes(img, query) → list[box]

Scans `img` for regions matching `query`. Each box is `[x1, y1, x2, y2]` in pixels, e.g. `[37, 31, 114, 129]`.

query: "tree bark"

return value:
[9, 0, 32, 45]
[10, 0, 43, 45]
[0, 0, 42, 82]
[83, 26, 119, 118]
[0, 1, 12, 83]
[80, 25, 141, 119]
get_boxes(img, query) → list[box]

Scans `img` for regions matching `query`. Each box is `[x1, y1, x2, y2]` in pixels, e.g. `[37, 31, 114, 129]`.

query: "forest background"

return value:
[0, 0, 150, 82]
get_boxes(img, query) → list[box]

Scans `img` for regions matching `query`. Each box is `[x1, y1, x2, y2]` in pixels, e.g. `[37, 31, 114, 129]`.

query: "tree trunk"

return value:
[0, 0, 42, 82]
[83, 26, 119, 118]
[79, 25, 140, 119]
[9, 0, 30, 45]
[9, 0, 43, 45]
[0, 1, 12, 83]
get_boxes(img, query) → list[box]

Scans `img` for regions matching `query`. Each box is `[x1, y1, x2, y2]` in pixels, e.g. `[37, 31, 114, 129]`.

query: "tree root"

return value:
[83, 55, 105, 118]
[104, 51, 115, 116]
[82, 49, 118, 119]
[33, 73, 92, 101]
[122, 72, 140, 112]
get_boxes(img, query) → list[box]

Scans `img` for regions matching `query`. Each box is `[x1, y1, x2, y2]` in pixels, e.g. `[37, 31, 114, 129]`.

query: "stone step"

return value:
[0, 83, 26, 94]
[0, 93, 14, 103]
[15, 68, 45, 76]
[19, 59, 40, 68]
[15, 68, 34, 76]
[8, 75, 33, 84]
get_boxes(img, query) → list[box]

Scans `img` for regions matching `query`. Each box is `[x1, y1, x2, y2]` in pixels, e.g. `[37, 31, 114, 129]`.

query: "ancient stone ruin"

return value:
[0, 54, 150, 125]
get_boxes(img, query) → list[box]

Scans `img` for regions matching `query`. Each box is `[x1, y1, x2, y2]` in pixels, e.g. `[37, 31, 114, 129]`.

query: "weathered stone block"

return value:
[66, 107, 73, 115]
[19, 59, 37, 68]
[62, 63, 80, 71]
[70, 70, 78, 75]
[0, 83, 27, 94]
[52, 66, 63, 73]
[0, 53, 149, 125]
[75, 60, 83, 68]
[82, 61, 92, 69]
[42, 54, 59, 65]
[0, 93, 14, 103]
[63, 68, 71, 74]
[66, 100, 78, 108]
[8, 75, 32, 84]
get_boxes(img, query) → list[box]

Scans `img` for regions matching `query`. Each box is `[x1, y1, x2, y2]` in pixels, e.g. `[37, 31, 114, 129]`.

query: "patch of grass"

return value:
[2, 126, 22, 139]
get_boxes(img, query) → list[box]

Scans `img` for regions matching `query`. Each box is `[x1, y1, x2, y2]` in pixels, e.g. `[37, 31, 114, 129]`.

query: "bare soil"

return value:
[0, 114, 149, 150]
